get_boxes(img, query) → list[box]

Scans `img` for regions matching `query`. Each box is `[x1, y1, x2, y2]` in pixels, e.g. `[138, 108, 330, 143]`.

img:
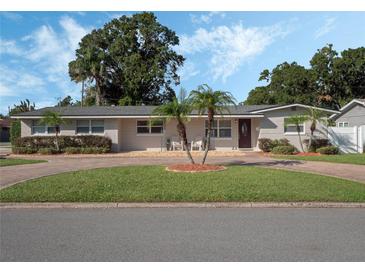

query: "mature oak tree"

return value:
[244, 44, 365, 109]
[69, 12, 184, 106]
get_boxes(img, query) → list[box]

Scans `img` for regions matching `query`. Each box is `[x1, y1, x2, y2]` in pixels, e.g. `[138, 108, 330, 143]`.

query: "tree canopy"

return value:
[244, 45, 365, 109]
[69, 12, 184, 106]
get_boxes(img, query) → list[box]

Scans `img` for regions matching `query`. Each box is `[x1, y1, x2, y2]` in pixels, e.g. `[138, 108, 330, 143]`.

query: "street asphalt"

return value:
[1, 208, 364, 261]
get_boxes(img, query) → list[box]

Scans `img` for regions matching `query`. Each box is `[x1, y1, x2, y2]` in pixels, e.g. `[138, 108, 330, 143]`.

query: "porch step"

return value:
[238, 148, 255, 151]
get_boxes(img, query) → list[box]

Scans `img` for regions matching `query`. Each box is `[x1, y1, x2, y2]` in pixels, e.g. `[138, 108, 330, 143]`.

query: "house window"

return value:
[76, 120, 90, 134]
[137, 120, 164, 135]
[338, 122, 349, 127]
[76, 120, 104, 134]
[32, 120, 56, 135]
[32, 120, 46, 134]
[91, 120, 104, 133]
[284, 118, 304, 134]
[205, 120, 231, 138]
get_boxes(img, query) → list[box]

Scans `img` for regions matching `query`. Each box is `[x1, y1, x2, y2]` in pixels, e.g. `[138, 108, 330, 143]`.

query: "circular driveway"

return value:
[1, 153, 364, 189]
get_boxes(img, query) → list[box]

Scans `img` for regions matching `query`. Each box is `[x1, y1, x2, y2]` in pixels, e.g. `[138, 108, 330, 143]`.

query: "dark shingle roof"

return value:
[12, 105, 278, 117]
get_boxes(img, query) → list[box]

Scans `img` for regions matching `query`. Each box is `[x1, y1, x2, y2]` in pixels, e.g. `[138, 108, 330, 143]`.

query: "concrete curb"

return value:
[1, 202, 365, 209]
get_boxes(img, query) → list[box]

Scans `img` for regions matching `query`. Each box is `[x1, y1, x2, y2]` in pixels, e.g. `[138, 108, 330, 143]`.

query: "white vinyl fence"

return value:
[327, 125, 365, 153]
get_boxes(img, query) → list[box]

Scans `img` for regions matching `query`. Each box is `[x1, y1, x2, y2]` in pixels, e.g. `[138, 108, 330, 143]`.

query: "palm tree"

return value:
[284, 115, 307, 152]
[40, 111, 65, 152]
[305, 107, 328, 151]
[153, 93, 195, 164]
[188, 84, 236, 164]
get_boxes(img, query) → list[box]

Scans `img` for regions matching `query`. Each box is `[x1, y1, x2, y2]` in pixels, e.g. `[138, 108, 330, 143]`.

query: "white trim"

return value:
[330, 99, 365, 119]
[251, 104, 340, 114]
[136, 119, 164, 136]
[12, 114, 265, 119]
[75, 119, 105, 135]
[284, 119, 306, 135]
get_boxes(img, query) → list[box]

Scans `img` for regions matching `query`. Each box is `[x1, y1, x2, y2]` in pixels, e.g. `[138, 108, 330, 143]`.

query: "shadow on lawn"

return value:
[218, 159, 304, 167]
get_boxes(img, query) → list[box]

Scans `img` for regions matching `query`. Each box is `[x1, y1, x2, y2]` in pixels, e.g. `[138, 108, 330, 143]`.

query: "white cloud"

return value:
[190, 12, 226, 24]
[315, 17, 336, 39]
[178, 22, 289, 81]
[178, 61, 200, 81]
[0, 39, 23, 56]
[0, 65, 45, 98]
[22, 16, 90, 96]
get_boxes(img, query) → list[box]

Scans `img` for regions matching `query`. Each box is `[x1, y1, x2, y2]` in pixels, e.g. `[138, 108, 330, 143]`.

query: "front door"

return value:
[238, 119, 251, 148]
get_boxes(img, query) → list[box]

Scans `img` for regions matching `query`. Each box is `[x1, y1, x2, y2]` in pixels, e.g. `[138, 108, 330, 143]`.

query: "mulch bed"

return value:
[166, 164, 226, 173]
[294, 152, 321, 156]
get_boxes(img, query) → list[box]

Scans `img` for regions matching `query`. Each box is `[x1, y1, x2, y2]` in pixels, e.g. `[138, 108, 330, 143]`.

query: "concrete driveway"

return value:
[1, 208, 364, 261]
[1, 153, 364, 188]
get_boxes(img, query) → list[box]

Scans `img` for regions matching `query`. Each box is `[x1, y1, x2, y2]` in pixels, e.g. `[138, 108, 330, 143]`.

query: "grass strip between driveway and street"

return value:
[272, 154, 365, 165]
[0, 158, 47, 167]
[1, 165, 364, 203]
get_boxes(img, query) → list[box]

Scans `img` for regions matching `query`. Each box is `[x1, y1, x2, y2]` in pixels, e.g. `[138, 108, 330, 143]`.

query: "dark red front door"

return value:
[238, 119, 251, 148]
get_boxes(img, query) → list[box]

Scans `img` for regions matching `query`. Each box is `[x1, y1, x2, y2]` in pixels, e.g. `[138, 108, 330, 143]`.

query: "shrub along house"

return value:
[11, 104, 339, 152]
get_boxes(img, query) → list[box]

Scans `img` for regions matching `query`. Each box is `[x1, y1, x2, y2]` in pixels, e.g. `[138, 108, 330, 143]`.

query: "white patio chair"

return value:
[171, 136, 183, 151]
[191, 137, 204, 151]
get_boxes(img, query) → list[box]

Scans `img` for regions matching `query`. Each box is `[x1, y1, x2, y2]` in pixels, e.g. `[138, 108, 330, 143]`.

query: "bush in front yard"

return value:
[258, 138, 291, 152]
[304, 138, 331, 152]
[271, 145, 297, 155]
[64, 147, 81, 154]
[10, 120, 21, 145]
[12, 147, 37, 154]
[14, 135, 112, 152]
[38, 148, 58, 155]
[317, 146, 339, 155]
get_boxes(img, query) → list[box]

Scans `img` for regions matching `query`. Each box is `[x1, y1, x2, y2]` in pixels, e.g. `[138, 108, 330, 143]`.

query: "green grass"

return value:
[1, 166, 365, 202]
[272, 154, 365, 165]
[0, 158, 47, 167]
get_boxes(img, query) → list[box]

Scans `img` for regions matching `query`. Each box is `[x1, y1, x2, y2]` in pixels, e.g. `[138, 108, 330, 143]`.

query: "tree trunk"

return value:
[95, 79, 102, 106]
[202, 109, 213, 164]
[177, 121, 195, 164]
[308, 122, 316, 152]
[296, 125, 305, 152]
[55, 131, 60, 152]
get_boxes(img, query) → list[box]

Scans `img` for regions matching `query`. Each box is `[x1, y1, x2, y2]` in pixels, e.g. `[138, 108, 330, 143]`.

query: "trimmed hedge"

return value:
[258, 138, 290, 152]
[38, 148, 58, 155]
[304, 138, 331, 152]
[14, 135, 112, 152]
[317, 146, 339, 155]
[64, 147, 108, 154]
[10, 120, 21, 145]
[271, 145, 297, 155]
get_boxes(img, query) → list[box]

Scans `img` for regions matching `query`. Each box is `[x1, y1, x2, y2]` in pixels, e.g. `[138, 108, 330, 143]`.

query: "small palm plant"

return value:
[153, 92, 195, 164]
[188, 84, 236, 164]
[284, 115, 307, 152]
[305, 107, 328, 151]
[40, 111, 65, 152]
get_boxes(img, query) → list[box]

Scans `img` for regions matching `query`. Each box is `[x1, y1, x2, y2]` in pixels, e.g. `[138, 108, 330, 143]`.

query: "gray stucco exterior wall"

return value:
[334, 104, 365, 126]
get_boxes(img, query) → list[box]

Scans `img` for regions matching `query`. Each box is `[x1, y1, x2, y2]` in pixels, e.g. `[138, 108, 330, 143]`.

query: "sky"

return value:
[0, 11, 365, 114]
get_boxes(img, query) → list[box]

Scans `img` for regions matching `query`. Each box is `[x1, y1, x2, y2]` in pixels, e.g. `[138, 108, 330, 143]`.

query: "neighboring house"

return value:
[0, 119, 10, 142]
[330, 99, 365, 127]
[11, 104, 339, 152]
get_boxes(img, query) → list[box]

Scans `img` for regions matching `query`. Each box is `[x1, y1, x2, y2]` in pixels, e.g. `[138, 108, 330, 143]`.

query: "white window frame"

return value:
[76, 119, 105, 135]
[205, 119, 232, 139]
[31, 120, 57, 135]
[136, 119, 164, 136]
[284, 118, 305, 135]
[337, 122, 349, 127]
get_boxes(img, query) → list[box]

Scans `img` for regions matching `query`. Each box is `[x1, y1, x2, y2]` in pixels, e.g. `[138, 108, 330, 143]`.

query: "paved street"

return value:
[1, 208, 364, 261]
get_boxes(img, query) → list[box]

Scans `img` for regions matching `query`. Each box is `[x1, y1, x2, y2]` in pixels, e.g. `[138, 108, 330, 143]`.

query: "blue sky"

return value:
[1, 11, 364, 114]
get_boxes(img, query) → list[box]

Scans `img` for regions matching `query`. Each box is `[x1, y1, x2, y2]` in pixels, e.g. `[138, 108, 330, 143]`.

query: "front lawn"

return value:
[272, 154, 365, 165]
[0, 158, 47, 167]
[1, 166, 364, 202]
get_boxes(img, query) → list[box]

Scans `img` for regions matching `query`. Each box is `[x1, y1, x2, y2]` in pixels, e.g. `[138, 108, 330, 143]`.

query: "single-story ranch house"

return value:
[12, 104, 340, 152]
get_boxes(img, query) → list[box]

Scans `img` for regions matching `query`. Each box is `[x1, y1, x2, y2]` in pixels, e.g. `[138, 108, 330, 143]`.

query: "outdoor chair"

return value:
[191, 137, 204, 151]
